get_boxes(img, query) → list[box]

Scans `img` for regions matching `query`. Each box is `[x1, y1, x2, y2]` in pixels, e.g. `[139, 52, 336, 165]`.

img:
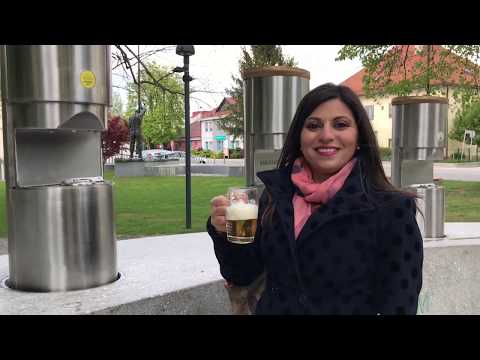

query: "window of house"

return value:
[204, 121, 213, 132]
[388, 138, 392, 148]
[389, 104, 392, 118]
[365, 105, 374, 121]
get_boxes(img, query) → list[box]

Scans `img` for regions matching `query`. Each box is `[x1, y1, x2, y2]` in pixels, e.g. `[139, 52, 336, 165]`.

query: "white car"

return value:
[142, 149, 175, 161]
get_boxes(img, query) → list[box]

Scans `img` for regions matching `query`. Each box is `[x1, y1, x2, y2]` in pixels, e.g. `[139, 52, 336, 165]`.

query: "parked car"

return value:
[142, 149, 176, 161]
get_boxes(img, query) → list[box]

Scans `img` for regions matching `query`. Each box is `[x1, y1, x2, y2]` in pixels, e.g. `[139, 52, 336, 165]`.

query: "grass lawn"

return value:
[444, 180, 480, 222]
[0, 173, 478, 238]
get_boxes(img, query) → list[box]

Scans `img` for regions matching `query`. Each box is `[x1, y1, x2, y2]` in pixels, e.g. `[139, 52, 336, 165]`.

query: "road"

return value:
[190, 159, 480, 182]
[381, 162, 480, 182]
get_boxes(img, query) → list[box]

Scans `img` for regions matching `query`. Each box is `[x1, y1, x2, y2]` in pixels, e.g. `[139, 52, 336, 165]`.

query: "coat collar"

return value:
[257, 159, 377, 248]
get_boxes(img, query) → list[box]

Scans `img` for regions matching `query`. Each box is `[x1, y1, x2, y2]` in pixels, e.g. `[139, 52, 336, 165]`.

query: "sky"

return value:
[112, 45, 363, 114]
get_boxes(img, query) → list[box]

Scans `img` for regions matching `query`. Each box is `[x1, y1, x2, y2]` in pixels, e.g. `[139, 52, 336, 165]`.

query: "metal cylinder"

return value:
[1, 45, 117, 292]
[392, 96, 448, 161]
[243, 66, 309, 186]
[3, 45, 111, 130]
[408, 184, 445, 239]
[7, 183, 117, 291]
[391, 96, 448, 241]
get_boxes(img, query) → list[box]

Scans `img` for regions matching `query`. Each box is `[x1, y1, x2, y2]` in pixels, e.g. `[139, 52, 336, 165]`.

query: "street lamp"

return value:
[175, 45, 195, 229]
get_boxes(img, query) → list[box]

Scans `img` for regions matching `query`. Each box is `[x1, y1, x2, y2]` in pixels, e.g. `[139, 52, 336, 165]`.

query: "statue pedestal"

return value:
[115, 160, 179, 177]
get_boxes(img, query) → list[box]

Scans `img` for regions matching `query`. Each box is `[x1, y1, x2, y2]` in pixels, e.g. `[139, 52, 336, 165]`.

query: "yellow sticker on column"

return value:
[80, 70, 96, 89]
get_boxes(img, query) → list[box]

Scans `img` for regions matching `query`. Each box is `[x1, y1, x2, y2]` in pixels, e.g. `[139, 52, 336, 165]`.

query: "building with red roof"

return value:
[340, 45, 478, 156]
[172, 97, 243, 154]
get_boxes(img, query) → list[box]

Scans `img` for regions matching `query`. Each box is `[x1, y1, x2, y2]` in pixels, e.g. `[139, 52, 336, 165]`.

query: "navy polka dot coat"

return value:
[207, 160, 424, 315]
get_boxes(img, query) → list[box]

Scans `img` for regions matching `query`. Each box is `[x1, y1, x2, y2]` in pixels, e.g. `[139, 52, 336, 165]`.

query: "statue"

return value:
[128, 105, 146, 160]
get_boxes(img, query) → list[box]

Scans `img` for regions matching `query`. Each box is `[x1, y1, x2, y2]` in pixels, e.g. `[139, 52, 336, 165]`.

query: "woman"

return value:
[207, 83, 423, 315]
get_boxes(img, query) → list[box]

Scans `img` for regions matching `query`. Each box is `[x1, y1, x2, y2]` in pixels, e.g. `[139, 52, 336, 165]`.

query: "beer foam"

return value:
[226, 202, 258, 220]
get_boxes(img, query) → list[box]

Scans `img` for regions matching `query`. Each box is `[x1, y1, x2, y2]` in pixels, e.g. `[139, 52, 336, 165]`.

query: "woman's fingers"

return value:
[210, 195, 229, 233]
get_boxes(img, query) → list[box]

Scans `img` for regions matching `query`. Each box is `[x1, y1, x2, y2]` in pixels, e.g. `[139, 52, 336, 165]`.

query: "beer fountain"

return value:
[0, 45, 117, 291]
[243, 66, 310, 187]
[391, 96, 448, 240]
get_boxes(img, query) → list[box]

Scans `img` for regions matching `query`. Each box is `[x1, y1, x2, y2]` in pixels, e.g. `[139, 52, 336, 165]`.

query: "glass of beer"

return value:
[226, 186, 258, 244]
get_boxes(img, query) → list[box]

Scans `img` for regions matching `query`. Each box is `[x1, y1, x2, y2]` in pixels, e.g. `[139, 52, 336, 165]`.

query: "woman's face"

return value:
[300, 98, 359, 182]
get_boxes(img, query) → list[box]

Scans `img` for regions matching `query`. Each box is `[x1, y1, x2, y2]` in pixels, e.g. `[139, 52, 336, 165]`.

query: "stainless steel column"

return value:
[243, 66, 310, 186]
[391, 96, 448, 240]
[1, 45, 117, 291]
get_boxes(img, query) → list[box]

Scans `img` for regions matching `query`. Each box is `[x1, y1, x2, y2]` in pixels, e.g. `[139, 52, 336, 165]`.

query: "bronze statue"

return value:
[129, 105, 146, 160]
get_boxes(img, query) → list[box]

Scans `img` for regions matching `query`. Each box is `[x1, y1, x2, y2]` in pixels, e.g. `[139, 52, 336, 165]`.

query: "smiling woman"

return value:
[300, 98, 359, 182]
[207, 83, 424, 315]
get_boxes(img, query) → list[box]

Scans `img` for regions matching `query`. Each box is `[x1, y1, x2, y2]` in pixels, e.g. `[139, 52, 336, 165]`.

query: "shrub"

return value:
[102, 116, 129, 162]
[229, 148, 244, 159]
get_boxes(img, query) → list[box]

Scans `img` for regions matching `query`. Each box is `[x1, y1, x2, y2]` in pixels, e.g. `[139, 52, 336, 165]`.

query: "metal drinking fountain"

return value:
[391, 96, 448, 240]
[243, 66, 310, 187]
[0, 45, 117, 291]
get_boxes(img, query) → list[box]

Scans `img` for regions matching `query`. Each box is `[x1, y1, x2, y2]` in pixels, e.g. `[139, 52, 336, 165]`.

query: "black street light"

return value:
[175, 45, 195, 229]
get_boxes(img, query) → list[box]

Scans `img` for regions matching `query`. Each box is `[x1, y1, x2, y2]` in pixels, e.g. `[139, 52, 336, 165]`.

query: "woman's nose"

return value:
[318, 124, 334, 142]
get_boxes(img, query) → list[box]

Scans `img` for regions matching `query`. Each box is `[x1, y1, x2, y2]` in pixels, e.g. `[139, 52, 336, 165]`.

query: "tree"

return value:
[449, 101, 480, 146]
[218, 46, 297, 141]
[125, 61, 184, 149]
[336, 45, 480, 99]
[336, 45, 480, 146]
[102, 116, 129, 162]
[112, 91, 124, 117]
[112, 45, 218, 110]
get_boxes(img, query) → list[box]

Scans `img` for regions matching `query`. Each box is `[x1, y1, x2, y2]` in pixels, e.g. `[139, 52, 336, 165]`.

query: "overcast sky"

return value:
[112, 45, 363, 114]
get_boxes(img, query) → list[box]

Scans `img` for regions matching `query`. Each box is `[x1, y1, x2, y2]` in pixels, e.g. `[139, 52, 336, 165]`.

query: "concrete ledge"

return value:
[0, 232, 230, 315]
[433, 162, 480, 168]
[114, 161, 244, 177]
[419, 244, 480, 314]
[176, 165, 244, 177]
[1, 223, 480, 315]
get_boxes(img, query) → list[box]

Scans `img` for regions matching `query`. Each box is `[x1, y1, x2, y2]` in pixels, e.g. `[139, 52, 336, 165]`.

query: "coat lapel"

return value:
[257, 166, 297, 258]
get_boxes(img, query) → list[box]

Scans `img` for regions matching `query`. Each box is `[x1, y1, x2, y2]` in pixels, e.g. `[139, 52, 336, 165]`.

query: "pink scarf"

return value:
[291, 157, 357, 239]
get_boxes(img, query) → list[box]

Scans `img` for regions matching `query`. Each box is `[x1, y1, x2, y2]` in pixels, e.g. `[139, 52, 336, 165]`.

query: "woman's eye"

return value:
[334, 122, 349, 129]
[305, 122, 321, 130]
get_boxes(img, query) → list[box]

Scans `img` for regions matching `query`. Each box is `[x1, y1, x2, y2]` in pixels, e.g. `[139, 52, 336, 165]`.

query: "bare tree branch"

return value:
[191, 96, 214, 108]
[113, 45, 228, 111]
[112, 45, 174, 70]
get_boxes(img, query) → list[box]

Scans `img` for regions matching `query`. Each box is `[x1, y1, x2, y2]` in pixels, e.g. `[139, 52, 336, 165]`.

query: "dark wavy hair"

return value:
[262, 83, 412, 224]
[278, 83, 395, 191]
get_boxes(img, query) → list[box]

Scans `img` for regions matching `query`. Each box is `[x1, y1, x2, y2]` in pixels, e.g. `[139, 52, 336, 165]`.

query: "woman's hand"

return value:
[210, 195, 229, 234]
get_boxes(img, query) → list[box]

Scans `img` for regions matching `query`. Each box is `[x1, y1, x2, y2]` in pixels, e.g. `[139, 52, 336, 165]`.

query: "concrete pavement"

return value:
[1, 223, 480, 314]
[381, 161, 480, 182]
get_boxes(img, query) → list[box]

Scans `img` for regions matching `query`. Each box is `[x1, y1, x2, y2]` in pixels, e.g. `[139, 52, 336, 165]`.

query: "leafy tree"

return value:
[125, 62, 184, 149]
[335, 45, 480, 98]
[112, 45, 216, 111]
[102, 116, 129, 162]
[112, 91, 124, 117]
[336, 45, 480, 145]
[219, 46, 297, 141]
[449, 101, 480, 146]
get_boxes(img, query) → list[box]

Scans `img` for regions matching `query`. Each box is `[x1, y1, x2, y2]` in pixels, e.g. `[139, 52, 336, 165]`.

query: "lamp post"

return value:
[175, 45, 195, 229]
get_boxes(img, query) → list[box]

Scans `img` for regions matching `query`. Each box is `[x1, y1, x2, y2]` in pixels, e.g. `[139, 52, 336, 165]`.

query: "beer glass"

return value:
[226, 187, 258, 244]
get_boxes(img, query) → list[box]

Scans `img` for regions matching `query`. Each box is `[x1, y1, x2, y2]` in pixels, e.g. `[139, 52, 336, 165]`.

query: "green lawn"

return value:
[0, 173, 478, 238]
[444, 180, 480, 222]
